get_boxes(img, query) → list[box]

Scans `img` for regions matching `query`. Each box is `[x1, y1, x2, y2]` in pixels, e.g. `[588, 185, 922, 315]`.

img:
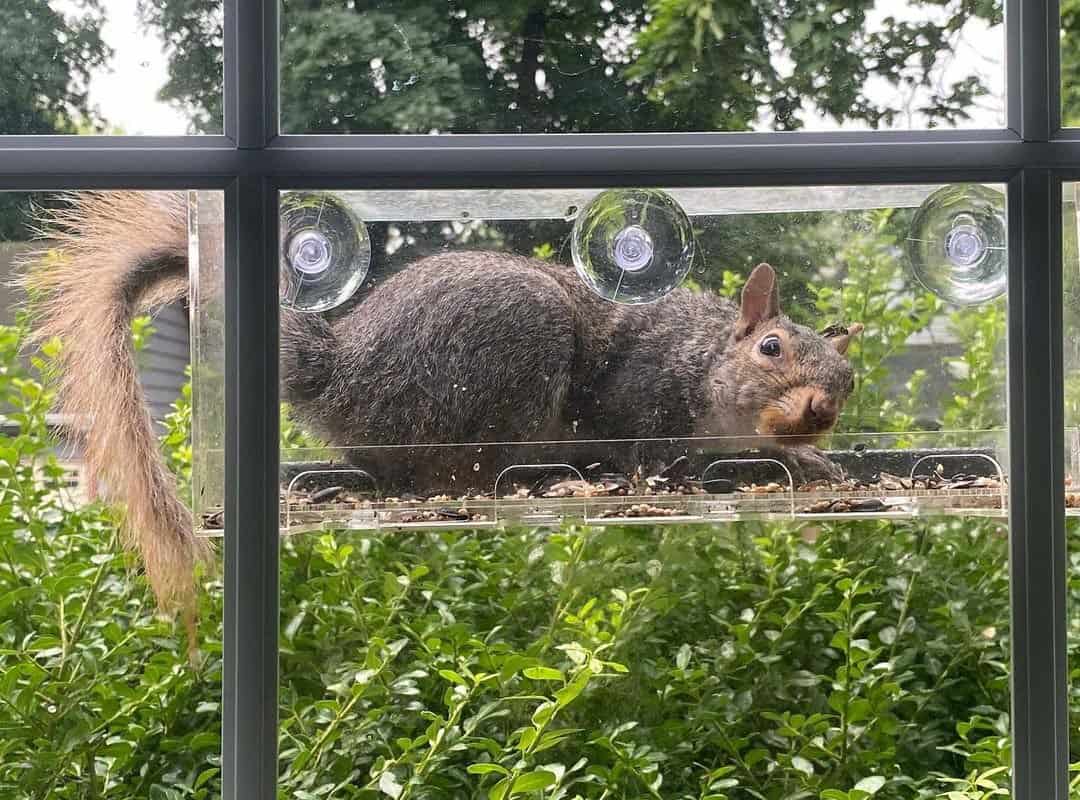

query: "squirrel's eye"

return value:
[759, 335, 782, 358]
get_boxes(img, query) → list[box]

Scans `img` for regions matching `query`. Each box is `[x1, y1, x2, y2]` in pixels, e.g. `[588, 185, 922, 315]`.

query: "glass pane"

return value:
[1064, 184, 1080, 772]
[279, 0, 1005, 134]
[0, 191, 224, 796]
[207, 184, 1009, 792]
[1064, 4, 1080, 127]
[1, 1, 223, 135]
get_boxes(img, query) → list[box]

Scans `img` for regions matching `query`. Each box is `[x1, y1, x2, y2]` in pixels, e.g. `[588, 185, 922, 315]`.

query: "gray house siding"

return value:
[140, 303, 191, 424]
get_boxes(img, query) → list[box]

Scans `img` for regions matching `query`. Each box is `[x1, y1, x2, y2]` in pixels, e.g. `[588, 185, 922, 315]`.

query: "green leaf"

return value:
[853, 776, 886, 795]
[791, 755, 814, 776]
[511, 770, 557, 794]
[847, 698, 873, 723]
[489, 777, 511, 800]
[744, 748, 770, 768]
[189, 732, 220, 750]
[554, 670, 591, 709]
[828, 691, 848, 714]
[383, 572, 402, 599]
[468, 763, 511, 777]
[518, 727, 539, 752]
[523, 667, 564, 682]
[821, 791, 850, 800]
[531, 702, 555, 728]
[500, 655, 539, 681]
[194, 768, 220, 790]
[788, 19, 812, 45]
[535, 727, 583, 753]
[438, 669, 469, 686]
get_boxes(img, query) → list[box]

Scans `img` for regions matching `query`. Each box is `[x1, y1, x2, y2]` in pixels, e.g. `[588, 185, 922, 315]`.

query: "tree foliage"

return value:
[0, 0, 109, 135]
[137, 0, 224, 133]
[0, 0, 111, 240]
[1064, 0, 1080, 126]
[136, 0, 1002, 135]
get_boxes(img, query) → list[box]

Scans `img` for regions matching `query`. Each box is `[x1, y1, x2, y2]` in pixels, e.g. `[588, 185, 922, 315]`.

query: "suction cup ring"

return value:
[942, 215, 986, 268]
[612, 225, 654, 272]
[287, 229, 334, 277]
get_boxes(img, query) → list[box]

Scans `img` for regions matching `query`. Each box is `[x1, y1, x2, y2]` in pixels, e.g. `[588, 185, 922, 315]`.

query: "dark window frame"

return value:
[0, 0, 1068, 797]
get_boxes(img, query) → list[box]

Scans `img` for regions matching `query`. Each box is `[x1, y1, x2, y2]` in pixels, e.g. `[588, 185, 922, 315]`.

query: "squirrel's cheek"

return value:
[755, 406, 791, 437]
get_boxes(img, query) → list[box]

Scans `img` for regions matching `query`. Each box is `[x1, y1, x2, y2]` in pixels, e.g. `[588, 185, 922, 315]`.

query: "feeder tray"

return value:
[197, 446, 1012, 536]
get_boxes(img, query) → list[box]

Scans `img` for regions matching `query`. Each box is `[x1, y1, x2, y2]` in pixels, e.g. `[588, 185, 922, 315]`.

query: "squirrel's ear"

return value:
[735, 263, 781, 340]
[831, 322, 864, 355]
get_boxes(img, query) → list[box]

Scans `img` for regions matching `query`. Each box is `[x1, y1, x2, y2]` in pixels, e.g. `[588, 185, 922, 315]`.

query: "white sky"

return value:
[60, 0, 1005, 135]
[55, 0, 190, 134]
[95, 0, 191, 134]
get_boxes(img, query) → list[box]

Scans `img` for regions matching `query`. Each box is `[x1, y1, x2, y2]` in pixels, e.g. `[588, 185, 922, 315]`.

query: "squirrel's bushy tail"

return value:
[19, 191, 210, 613]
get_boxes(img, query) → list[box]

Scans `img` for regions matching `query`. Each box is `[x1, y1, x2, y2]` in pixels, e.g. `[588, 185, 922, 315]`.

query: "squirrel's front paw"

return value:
[768, 445, 845, 485]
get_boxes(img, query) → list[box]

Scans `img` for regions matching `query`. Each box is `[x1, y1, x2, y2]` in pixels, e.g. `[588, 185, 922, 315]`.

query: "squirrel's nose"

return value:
[807, 392, 838, 424]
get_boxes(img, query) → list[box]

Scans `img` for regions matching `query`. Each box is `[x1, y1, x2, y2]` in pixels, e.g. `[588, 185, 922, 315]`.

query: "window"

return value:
[0, 1, 224, 135]
[0, 2, 1067, 799]
[279, 1, 1006, 134]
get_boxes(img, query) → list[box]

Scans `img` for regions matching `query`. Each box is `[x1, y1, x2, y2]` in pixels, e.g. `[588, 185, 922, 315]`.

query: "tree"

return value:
[1064, 0, 1080, 126]
[142, 0, 1002, 135]
[0, 0, 111, 240]
[629, 0, 1001, 131]
[137, 0, 223, 133]
[0, 0, 110, 135]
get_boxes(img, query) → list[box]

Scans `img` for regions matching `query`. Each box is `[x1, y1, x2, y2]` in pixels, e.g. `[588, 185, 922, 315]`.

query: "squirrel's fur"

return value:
[19, 192, 210, 613]
[19, 191, 862, 612]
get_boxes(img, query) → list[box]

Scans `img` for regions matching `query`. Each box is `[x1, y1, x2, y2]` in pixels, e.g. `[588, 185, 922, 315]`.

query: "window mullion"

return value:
[222, 0, 280, 798]
[1008, 167, 1068, 800]
[1006, 0, 1067, 796]
[1010, 0, 1057, 140]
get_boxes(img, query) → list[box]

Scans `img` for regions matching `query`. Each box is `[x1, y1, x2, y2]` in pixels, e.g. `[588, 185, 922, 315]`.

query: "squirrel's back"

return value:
[288, 251, 741, 485]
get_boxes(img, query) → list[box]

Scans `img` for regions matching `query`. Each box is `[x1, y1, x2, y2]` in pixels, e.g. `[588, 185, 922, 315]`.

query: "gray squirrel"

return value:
[21, 191, 862, 612]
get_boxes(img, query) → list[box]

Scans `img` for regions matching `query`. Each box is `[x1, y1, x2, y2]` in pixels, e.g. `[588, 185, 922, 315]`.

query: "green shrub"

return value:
[0, 312, 1021, 799]
[274, 518, 1015, 800]
[0, 317, 223, 799]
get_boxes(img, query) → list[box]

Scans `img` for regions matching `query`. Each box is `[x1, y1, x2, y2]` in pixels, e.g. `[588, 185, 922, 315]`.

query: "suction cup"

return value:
[570, 189, 695, 304]
[281, 192, 371, 313]
[906, 184, 1006, 305]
